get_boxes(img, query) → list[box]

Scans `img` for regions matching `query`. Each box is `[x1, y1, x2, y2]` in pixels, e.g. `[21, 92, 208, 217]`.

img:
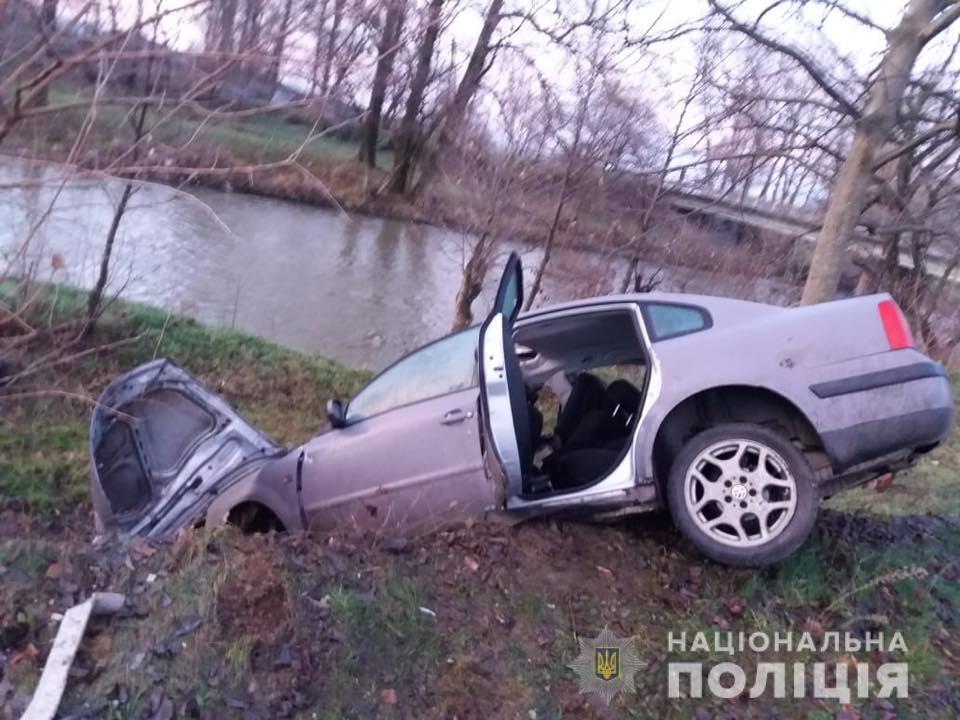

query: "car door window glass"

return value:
[500, 273, 520, 320]
[494, 253, 523, 322]
[346, 327, 479, 423]
[645, 303, 709, 340]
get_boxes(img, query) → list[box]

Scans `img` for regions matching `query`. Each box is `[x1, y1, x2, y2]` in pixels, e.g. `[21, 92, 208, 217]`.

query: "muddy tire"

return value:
[666, 423, 818, 567]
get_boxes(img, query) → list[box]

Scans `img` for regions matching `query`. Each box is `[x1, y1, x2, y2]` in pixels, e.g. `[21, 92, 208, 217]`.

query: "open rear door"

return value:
[478, 252, 529, 500]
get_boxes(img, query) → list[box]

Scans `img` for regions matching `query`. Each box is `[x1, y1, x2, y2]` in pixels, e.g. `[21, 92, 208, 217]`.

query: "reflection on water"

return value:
[189, 188, 525, 368]
[0, 160, 793, 369]
[0, 161, 512, 368]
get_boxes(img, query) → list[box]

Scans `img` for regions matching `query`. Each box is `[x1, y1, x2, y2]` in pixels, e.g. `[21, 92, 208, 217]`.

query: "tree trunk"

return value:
[31, 0, 57, 107]
[240, 0, 262, 51]
[216, 0, 237, 53]
[387, 0, 443, 194]
[358, 0, 407, 168]
[800, 0, 947, 304]
[321, 0, 344, 97]
[524, 170, 572, 310]
[86, 183, 134, 325]
[309, 0, 330, 95]
[410, 0, 504, 197]
[266, 0, 294, 89]
[451, 232, 489, 331]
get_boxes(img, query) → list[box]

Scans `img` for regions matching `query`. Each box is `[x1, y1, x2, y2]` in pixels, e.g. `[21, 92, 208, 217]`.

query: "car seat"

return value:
[554, 373, 610, 447]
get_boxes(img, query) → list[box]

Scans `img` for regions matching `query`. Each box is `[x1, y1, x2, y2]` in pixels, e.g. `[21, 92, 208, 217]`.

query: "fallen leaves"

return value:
[9, 642, 38, 667]
[874, 472, 895, 492]
[129, 538, 158, 558]
[723, 597, 744, 617]
[90, 633, 113, 664]
[803, 617, 825, 638]
[596, 565, 615, 580]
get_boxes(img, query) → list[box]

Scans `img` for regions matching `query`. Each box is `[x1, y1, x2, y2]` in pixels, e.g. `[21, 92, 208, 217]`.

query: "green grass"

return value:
[42, 83, 393, 169]
[0, 421, 87, 515]
[316, 574, 441, 715]
[0, 540, 53, 577]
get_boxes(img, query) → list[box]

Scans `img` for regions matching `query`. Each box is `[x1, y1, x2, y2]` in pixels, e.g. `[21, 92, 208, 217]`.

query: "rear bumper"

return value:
[816, 363, 953, 471]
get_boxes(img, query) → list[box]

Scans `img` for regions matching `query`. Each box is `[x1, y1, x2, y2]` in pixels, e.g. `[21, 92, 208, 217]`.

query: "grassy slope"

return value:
[0, 284, 370, 520]
[35, 84, 393, 174]
[0, 295, 959, 719]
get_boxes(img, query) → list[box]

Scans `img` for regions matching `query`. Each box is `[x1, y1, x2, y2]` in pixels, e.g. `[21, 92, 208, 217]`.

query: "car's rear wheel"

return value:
[666, 423, 818, 567]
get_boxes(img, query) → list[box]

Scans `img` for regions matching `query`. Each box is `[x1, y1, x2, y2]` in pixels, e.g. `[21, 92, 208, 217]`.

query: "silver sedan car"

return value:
[90, 254, 953, 565]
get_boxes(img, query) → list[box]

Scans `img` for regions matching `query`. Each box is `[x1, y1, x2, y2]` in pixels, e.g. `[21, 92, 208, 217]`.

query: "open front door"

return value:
[478, 252, 529, 500]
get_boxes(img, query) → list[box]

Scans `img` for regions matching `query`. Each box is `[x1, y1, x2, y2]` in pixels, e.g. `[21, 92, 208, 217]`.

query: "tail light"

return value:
[878, 299, 914, 350]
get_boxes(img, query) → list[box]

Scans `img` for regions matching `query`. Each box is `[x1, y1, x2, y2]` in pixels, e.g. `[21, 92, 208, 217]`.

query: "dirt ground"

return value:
[1, 506, 958, 720]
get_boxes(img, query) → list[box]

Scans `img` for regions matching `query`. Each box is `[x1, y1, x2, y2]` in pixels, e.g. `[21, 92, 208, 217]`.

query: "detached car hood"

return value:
[90, 359, 283, 537]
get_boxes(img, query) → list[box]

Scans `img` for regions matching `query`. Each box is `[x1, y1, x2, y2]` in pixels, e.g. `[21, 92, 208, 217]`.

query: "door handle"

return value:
[441, 408, 474, 425]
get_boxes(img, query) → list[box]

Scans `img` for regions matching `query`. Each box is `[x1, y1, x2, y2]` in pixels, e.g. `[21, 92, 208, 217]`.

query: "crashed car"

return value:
[90, 254, 953, 566]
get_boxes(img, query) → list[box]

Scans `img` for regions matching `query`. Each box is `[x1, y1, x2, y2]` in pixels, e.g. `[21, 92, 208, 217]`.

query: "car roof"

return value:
[520, 291, 785, 324]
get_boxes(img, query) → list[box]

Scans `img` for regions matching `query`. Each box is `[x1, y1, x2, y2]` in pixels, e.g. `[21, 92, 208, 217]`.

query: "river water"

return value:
[0, 160, 794, 369]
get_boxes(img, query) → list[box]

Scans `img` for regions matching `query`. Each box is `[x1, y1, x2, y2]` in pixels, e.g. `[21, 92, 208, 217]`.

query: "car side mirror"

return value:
[326, 398, 346, 429]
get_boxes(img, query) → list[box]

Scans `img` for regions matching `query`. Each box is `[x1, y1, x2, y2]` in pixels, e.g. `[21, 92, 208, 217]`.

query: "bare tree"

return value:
[709, 0, 960, 304]
[524, 44, 658, 308]
[240, 0, 264, 49]
[86, 5, 164, 328]
[386, 0, 444, 194]
[207, 0, 239, 53]
[850, 59, 960, 360]
[619, 53, 707, 293]
[523, 43, 603, 310]
[265, 0, 295, 89]
[801, 0, 960, 303]
[309, 0, 333, 94]
[449, 76, 551, 329]
[358, 0, 407, 168]
[411, 0, 504, 196]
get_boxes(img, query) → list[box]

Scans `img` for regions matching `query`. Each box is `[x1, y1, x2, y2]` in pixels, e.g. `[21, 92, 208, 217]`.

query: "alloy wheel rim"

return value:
[683, 439, 798, 548]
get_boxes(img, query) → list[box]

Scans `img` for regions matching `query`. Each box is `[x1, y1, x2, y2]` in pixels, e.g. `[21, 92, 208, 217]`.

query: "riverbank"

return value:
[6, 94, 801, 288]
[1, 290, 960, 718]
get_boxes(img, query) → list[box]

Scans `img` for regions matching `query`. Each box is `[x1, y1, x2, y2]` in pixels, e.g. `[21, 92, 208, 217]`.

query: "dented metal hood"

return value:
[90, 359, 283, 537]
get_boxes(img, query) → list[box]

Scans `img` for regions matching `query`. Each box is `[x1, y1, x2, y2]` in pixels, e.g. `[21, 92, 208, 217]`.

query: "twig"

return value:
[1, 333, 143, 387]
[154, 308, 173, 359]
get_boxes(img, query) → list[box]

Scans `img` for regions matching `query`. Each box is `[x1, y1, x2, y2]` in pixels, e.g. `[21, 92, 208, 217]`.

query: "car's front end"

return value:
[90, 359, 286, 537]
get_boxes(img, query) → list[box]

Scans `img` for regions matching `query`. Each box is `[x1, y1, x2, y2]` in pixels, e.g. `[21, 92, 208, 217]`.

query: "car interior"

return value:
[509, 308, 648, 497]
